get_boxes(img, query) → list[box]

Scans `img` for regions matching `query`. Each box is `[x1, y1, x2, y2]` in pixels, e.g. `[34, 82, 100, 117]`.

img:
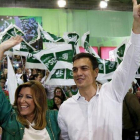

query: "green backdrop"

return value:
[0, 7, 133, 46]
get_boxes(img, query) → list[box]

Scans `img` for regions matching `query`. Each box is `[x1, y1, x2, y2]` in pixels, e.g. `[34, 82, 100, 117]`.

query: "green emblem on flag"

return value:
[56, 50, 73, 63]
[97, 58, 104, 74]
[117, 57, 123, 64]
[15, 28, 24, 36]
[117, 44, 125, 57]
[136, 67, 140, 74]
[66, 69, 73, 79]
[84, 41, 90, 53]
[1, 33, 11, 42]
[20, 40, 34, 53]
[40, 53, 57, 71]
[7, 28, 16, 36]
[51, 69, 65, 79]
[27, 51, 41, 63]
[41, 31, 49, 42]
[67, 33, 79, 55]
[105, 60, 117, 74]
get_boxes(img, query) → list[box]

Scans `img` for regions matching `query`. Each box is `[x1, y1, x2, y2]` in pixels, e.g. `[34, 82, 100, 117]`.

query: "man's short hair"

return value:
[73, 53, 98, 70]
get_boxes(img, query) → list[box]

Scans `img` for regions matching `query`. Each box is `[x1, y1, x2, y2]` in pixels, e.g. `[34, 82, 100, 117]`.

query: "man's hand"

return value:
[132, 0, 140, 33]
[0, 36, 22, 59]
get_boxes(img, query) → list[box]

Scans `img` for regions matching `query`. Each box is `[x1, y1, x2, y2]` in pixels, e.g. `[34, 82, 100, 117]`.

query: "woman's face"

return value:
[55, 89, 62, 96]
[32, 69, 37, 75]
[35, 75, 42, 82]
[17, 87, 35, 122]
[54, 97, 62, 105]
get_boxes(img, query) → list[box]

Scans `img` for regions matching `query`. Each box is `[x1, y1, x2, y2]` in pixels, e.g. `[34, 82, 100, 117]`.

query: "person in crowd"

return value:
[58, 1, 140, 139]
[13, 55, 22, 70]
[0, 36, 60, 139]
[24, 68, 31, 81]
[54, 87, 66, 101]
[53, 96, 64, 110]
[15, 67, 23, 79]
[29, 69, 38, 80]
[66, 85, 78, 97]
[32, 73, 42, 82]
[0, 77, 9, 100]
[46, 87, 67, 110]
[136, 87, 140, 103]
[1, 68, 7, 79]
[123, 89, 140, 140]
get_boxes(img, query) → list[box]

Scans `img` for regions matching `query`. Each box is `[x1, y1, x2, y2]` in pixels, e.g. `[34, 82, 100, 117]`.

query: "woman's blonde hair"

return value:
[13, 80, 47, 130]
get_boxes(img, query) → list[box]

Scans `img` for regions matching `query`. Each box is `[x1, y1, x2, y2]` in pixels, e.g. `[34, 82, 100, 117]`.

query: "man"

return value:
[58, 0, 140, 139]
[123, 90, 140, 140]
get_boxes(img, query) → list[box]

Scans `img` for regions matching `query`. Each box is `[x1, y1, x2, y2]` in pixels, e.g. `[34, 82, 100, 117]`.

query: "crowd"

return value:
[1, 0, 140, 140]
[0, 55, 78, 108]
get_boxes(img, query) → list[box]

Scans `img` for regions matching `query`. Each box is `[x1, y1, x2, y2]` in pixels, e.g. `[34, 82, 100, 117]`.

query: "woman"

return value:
[0, 36, 60, 140]
[53, 96, 64, 110]
[54, 87, 66, 101]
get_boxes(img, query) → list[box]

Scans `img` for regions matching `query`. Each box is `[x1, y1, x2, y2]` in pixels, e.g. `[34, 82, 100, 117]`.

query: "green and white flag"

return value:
[33, 44, 73, 72]
[1, 24, 25, 56]
[25, 51, 46, 69]
[38, 24, 65, 49]
[63, 32, 79, 55]
[7, 55, 18, 104]
[1, 32, 14, 56]
[45, 68, 75, 85]
[136, 67, 140, 78]
[105, 60, 117, 74]
[1, 32, 11, 43]
[13, 39, 35, 57]
[13, 24, 25, 36]
[112, 39, 128, 65]
[2, 24, 25, 37]
[81, 31, 90, 53]
[96, 58, 117, 81]
[89, 46, 100, 58]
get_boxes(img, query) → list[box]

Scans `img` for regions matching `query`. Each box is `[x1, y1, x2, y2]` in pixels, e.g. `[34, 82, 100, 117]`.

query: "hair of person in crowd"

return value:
[54, 87, 66, 101]
[53, 95, 64, 110]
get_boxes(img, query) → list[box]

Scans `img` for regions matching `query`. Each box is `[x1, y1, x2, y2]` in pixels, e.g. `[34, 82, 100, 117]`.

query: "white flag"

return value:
[7, 55, 17, 104]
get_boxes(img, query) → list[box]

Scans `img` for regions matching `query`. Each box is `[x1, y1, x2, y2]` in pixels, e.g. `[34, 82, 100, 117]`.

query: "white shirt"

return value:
[22, 123, 51, 140]
[58, 32, 140, 140]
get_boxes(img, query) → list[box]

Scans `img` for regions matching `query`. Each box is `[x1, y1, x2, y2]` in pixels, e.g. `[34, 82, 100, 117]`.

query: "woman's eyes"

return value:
[27, 96, 32, 99]
[18, 94, 23, 98]
[18, 94, 32, 99]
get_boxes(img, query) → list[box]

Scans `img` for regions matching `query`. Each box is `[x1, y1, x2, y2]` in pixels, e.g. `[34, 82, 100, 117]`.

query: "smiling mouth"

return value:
[77, 78, 84, 81]
[20, 106, 29, 109]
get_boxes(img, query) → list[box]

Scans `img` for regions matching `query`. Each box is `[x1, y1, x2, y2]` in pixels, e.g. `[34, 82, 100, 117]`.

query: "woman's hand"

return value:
[0, 36, 23, 59]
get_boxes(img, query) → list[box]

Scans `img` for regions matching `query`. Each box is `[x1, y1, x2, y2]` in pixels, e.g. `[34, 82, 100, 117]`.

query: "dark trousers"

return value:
[122, 129, 139, 140]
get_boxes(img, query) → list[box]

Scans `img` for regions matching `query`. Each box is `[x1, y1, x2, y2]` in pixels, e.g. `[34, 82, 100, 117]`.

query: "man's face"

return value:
[72, 58, 99, 89]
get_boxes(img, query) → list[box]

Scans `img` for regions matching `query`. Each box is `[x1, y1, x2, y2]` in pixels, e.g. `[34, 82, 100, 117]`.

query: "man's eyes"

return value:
[72, 66, 89, 72]
[81, 66, 89, 70]
[72, 68, 78, 72]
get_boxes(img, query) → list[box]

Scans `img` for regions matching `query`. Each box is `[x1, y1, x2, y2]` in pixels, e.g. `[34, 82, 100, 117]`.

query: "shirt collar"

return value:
[73, 82, 100, 101]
